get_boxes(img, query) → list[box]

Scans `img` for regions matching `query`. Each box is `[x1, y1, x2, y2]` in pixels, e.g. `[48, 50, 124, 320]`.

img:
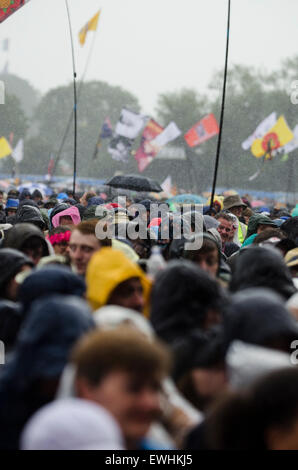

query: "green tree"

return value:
[0, 73, 40, 118]
[32, 80, 141, 178]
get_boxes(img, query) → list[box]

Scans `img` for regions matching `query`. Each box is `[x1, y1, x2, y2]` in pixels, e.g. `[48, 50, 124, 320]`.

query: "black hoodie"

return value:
[230, 246, 296, 300]
[223, 287, 298, 351]
[15, 205, 45, 231]
[2, 223, 49, 257]
[150, 260, 226, 344]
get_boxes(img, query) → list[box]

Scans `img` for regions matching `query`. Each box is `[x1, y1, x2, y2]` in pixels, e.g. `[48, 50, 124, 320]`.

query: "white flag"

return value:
[150, 122, 181, 150]
[161, 176, 172, 194]
[242, 112, 277, 150]
[12, 139, 24, 163]
[115, 109, 147, 140]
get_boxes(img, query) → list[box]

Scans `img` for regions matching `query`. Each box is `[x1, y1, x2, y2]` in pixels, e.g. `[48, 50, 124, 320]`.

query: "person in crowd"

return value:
[230, 246, 296, 300]
[86, 247, 151, 314]
[2, 223, 50, 265]
[215, 212, 239, 257]
[223, 195, 248, 244]
[0, 249, 33, 301]
[71, 327, 171, 450]
[68, 219, 111, 276]
[21, 398, 125, 450]
[0, 295, 94, 449]
[47, 226, 72, 256]
[202, 368, 298, 450]
[5, 199, 19, 219]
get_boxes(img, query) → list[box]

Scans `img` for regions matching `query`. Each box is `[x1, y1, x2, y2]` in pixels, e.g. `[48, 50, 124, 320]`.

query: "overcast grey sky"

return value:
[1, 0, 298, 114]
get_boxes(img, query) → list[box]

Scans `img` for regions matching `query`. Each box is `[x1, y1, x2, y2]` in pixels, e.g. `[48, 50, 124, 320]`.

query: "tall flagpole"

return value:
[210, 0, 231, 208]
[52, 16, 99, 178]
[65, 0, 78, 196]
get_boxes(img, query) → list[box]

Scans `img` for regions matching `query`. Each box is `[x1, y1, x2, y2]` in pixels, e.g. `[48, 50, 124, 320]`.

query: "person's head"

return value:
[86, 247, 150, 314]
[223, 195, 247, 219]
[106, 277, 144, 313]
[150, 260, 225, 344]
[72, 328, 171, 447]
[80, 191, 97, 207]
[215, 213, 237, 244]
[223, 288, 298, 353]
[2, 223, 49, 265]
[253, 228, 285, 246]
[68, 219, 111, 276]
[0, 248, 33, 301]
[32, 190, 43, 203]
[183, 234, 220, 278]
[48, 226, 72, 256]
[230, 246, 296, 300]
[51, 206, 81, 228]
[5, 198, 19, 218]
[205, 368, 298, 450]
[242, 207, 254, 226]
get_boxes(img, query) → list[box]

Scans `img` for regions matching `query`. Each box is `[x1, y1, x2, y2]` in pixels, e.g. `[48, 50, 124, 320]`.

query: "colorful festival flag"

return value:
[184, 113, 219, 147]
[272, 124, 298, 157]
[135, 119, 164, 172]
[100, 117, 113, 139]
[0, 0, 30, 23]
[115, 109, 147, 140]
[242, 112, 277, 151]
[251, 115, 294, 159]
[0, 137, 12, 159]
[79, 10, 101, 46]
[152, 122, 181, 148]
[108, 135, 133, 163]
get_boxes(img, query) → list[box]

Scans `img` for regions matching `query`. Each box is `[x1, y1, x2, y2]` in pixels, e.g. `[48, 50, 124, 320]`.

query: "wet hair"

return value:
[48, 225, 72, 237]
[72, 327, 171, 386]
[205, 368, 298, 450]
[253, 228, 285, 245]
[215, 212, 236, 225]
[74, 219, 111, 247]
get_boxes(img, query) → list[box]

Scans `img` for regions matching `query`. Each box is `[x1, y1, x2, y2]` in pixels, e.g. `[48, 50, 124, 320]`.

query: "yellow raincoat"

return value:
[86, 247, 151, 316]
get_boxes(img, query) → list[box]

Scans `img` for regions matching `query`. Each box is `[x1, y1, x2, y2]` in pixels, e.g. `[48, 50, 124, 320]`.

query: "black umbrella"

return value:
[105, 174, 163, 192]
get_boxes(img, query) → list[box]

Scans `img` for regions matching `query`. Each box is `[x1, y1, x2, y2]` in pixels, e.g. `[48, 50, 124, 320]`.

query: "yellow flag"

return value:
[79, 10, 101, 46]
[251, 115, 294, 159]
[0, 137, 12, 159]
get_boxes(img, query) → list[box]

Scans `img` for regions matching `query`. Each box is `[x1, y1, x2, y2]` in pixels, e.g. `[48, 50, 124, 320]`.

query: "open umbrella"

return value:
[105, 174, 162, 193]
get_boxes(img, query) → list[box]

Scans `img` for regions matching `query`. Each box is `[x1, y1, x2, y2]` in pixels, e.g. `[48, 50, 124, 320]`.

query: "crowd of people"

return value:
[0, 184, 298, 450]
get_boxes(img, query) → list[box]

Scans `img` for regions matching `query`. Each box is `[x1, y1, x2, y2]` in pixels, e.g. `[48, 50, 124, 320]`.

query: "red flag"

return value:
[0, 0, 30, 23]
[135, 119, 163, 172]
[184, 113, 219, 147]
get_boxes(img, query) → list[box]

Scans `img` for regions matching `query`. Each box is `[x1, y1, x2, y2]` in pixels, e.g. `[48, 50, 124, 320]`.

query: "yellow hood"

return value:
[86, 247, 151, 314]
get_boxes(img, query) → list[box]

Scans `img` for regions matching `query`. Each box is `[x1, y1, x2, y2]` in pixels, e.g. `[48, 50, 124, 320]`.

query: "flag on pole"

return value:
[242, 112, 277, 150]
[251, 116, 294, 159]
[150, 121, 181, 149]
[79, 10, 101, 46]
[108, 135, 133, 163]
[135, 119, 164, 172]
[184, 113, 219, 147]
[12, 138, 23, 163]
[272, 124, 298, 157]
[0, 137, 12, 159]
[161, 176, 172, 195]
[100, 117, 113, 139]
[0, 0, 30, 24]
[115, 109, 147, 140]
